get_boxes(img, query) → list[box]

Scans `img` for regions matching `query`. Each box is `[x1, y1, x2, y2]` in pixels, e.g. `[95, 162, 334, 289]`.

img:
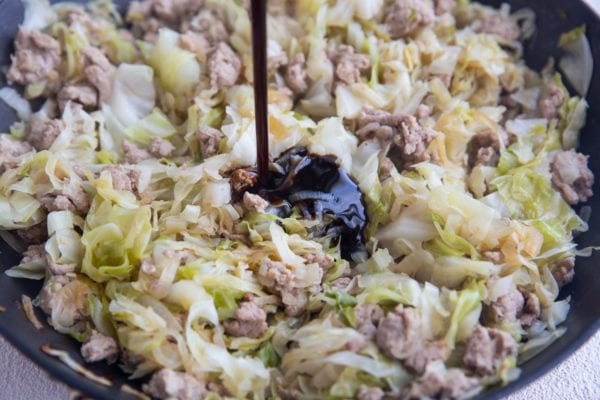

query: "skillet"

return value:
[0, 0, 598, 398]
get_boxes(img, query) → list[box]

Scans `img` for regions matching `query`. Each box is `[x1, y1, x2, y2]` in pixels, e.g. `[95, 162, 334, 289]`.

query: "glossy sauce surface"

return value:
[249, 3, 366, 260]
[257, 147, 367, 260]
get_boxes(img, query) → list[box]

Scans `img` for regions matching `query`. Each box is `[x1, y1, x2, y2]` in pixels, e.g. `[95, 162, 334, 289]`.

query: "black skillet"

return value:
[0, 0, 598, 398]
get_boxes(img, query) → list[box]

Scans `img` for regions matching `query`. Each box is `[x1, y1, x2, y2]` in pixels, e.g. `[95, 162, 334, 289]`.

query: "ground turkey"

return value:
[26, 117, 65, 151]
[538, 83, 564, 120]
[196, 126, 225, 158]
[145, 368, 208, 400]
[463, 324, 517, 376]
[477, 12, 520, 41]
[404, 366, 480, 399]
[242, 192, 270, 213]
[551, 149, 594, 205]
[148, 137, 175, 158]
[355, 304, 384, 340]
[327, 44, 371, 85]
[356, 108, 438, 169]
[467, 130, 502, 169]
[0, 134, 33, 173]
[81, 330, 119, 363]
[223, 296, 268, 339]
[285, 53, 308, 95]
[385, 0, 434, 39]
[6, 29, 61, 89]
[209, 42, 242, 90]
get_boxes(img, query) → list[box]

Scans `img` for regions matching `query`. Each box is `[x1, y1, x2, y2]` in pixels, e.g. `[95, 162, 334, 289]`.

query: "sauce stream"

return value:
[248, 2, 367, 261]
[250, 0, 269, 185]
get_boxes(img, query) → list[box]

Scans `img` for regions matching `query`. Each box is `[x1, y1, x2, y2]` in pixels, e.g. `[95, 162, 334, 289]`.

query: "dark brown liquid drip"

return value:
[246, 3, 366, 261]
[255, 147, 367, 261]
[250, 0, 269, 185]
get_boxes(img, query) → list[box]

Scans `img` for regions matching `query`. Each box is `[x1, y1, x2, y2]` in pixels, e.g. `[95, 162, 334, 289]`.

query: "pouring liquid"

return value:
[248, 1, 367, 260]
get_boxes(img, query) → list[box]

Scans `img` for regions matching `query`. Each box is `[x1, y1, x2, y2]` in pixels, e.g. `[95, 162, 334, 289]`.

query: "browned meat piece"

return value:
[26, 117, 64, 151]
[0, 134, 33, 173]
[487, 289, 524, 323]
[304, 253, 335, 270]
[145, 368, 208, 400]
[375, 305, 420, 359]
[6, 29, 60, 88]
[520, 290, 541, 327]
[285, 53, 308, 95]
[538, 83, 564, 120]
[404, 340, 449, 375]
[477, 13, 520, 41]
[385, 0, 434, 39]
[179, 31, 211, 63]
[40, 184, 90, 215]
[122, 140, 152, 164]
[148, 137, 175, 158]
[209, 42, 241, 90]
[463, 325, 517, 376]
[379, 156, 395, 180]
[280, 288, 308, 317]
[357, 386, 384, 400]
[404, 367, 479, 399]
[434, 0, 456, 15]
[21, 244, 46, 266]
[356, 109, 438, 168]
[230, 168, 258, 194]
[153, 0, 205, 23]
[551, 257, 575, 287]
[257, 259, 294, 290]
[257, 259, 311, 317]
[82, 47, 116, 103]
[39, 276, 91, 330]
[355, 304, 384, 339]
[126, 1, 162, 42]
[57, 85, 98, 111]
[467, 130, 502, 169]
[327, 45, 370, 85]
[242, 192, 269, 213]
[551, 149, 594, 205]
[81, 330, 119, 363]
[106, 165, 140, 192]
[183, 9, 229, 44]
[127, 0, 205, 42]
[46, 259, 77, 275]
[223, 296, 268, 338]
[196, 126, 224, 158]
[15, 223, 47, 245]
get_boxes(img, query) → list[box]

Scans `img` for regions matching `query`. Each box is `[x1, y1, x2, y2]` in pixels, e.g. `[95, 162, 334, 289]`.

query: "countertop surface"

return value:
[1, 0, 600, 399]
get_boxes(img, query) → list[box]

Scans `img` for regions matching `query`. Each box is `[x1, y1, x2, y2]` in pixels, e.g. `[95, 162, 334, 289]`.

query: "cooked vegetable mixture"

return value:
[0, 0, 594, 399]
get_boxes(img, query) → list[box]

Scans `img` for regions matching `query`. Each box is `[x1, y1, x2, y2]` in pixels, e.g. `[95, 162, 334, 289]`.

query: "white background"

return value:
[1, 0, 599, 398]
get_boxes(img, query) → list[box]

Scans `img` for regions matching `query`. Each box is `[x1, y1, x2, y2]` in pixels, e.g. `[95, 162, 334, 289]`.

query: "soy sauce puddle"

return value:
[248, 1, 367, 261]
[240, 147, 368, 261]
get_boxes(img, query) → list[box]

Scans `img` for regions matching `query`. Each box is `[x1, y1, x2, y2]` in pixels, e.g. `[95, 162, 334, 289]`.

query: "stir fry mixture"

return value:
[0, 0, 594, 399]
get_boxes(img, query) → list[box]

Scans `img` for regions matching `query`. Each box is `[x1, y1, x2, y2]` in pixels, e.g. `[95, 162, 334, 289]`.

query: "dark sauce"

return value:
[250, 0, 269, 185]
[244, 147, 367, 261]
[248, 3, 367, 260]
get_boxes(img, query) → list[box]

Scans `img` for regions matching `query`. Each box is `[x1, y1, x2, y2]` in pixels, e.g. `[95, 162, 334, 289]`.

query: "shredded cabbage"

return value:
[0, 1, 593, 398]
